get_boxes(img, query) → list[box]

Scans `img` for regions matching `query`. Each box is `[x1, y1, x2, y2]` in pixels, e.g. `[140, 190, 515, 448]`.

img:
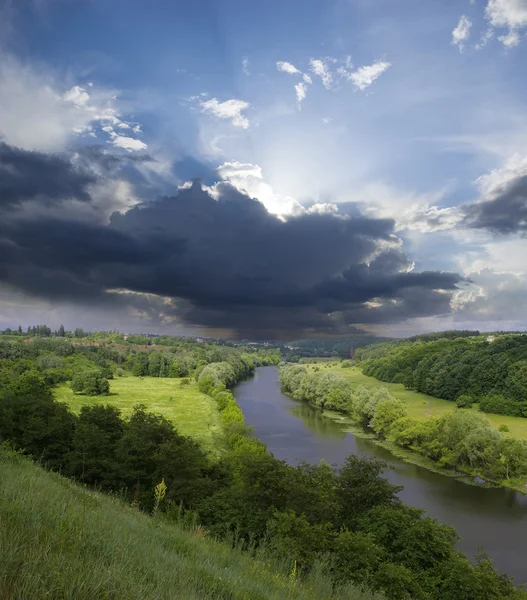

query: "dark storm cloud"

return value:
[0, 142, 96, 207]
[463, 175, 527, 235]
[0, 162, 463, 336]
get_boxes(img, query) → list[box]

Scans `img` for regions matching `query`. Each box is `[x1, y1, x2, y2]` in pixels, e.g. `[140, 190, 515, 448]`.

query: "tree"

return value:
[370, 397, 407, 438]
[57, 324, 65, 337]
[71, 372, 110, 396]
[336, 455, 401, 528]
[67, 404, 124, 486]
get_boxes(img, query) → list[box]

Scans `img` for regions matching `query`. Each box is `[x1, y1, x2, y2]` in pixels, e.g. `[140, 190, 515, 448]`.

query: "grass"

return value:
[317, 366, 527, 442]
[0, 447, 382, 600]
[54, 376, 226, 455]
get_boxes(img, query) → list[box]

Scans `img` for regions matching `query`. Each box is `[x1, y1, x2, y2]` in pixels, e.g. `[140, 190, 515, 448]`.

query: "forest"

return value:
[355, 333, 527, 417]
[1, 329, 525, 599]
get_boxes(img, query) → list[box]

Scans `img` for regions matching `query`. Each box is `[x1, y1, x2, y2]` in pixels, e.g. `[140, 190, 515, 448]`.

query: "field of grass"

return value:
[317, 365, 527, 442]
[0, 448, 380, 600]
[54, 376, 226, 455]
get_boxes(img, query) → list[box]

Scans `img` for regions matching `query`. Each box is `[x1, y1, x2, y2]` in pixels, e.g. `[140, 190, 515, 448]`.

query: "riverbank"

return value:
[286, 365, 527, 494]
[320, 409, 507, 490]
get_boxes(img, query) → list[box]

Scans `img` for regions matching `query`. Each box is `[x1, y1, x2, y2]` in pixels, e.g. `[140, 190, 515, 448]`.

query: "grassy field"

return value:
[54, 376, 226, 455]
[317, 365, 527, 441]
[0, 447, 380, 600]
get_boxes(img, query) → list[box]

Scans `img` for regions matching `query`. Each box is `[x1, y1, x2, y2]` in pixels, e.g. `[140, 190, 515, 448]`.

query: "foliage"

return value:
[355, 333, 527, 417]
[280, 365, 527, 485]
[71, 371, 110, 395]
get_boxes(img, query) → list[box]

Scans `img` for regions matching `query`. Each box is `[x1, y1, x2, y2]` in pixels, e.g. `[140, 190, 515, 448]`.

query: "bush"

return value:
[498, 424, 509, 433]
[71, 372, 110, 396]
[456, 394, 473, 409]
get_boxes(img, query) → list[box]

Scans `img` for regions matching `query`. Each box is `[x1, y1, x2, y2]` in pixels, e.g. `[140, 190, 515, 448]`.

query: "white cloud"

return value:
[347, 60, 391, 90]
[452, 15, 473, 51]
[0, 54, 147, 152]
[499, 28, 521, 45]
[63, 85, 90, 107]
[322, 117, 332, 125]
[216, 160, 304, 216]
[295, 82, 307, 108]
[276, 61, 301, 74]
[476, 153, 527, 197]
[242, 57, 250, 75]
[309, 58, 333, 90]
[199, 97, 250, 129]
[485, 0, 527, 46]
[303, 73, 312, 84]
[107, 132, 148, 152]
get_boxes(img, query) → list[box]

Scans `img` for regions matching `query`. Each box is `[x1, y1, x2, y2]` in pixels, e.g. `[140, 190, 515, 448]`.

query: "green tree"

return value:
[71, 372, 110, 396]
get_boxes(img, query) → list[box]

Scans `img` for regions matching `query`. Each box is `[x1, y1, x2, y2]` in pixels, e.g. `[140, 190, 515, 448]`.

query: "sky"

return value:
[1, 0, 527, 339]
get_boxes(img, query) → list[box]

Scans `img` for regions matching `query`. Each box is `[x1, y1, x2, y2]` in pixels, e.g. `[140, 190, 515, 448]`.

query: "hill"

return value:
[0, 447, 379, 600]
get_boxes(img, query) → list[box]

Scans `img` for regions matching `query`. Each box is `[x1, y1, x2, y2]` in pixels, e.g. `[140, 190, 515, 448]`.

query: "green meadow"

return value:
[54, 376, 226, 455]
[319, 365, 527, 442]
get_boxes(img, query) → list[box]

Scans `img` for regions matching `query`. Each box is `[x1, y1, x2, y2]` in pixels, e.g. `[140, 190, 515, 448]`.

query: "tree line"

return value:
[280, 365, 527, 486]
[355, 333, 527, 417]
[0, 339, 525, 599]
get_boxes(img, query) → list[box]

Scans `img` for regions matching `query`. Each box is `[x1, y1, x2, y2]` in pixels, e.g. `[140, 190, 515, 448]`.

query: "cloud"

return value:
[0, 166, 463, 337]
[107, 132, 148, 152]
[0, 54, 147, 152]
[485, 0, 527, 46]
[309, 58, 333, 89]
[276, 61, 301, 74]
[347, 60, 391, 91]
[199, 97, 250, 129]
[453, 268, 527, 327]
[242, 57, 250, 75]
[303, 73, 312, 84]
[452, 15, 473, 51]
[295, 82, 307, 108]
[215, 160, 304, 215]
[463, 154, 527, 234]
[0, 142, 95, 208]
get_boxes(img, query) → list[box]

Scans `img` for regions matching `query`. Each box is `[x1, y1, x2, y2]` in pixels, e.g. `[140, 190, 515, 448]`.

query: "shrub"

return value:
[456, 394, 473, 409]
[498, 424, 509, 433]
[71, 372, 110, 396]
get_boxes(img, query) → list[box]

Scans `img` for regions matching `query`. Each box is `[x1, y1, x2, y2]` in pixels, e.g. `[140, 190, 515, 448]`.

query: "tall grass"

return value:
[0, 447, 382, 600]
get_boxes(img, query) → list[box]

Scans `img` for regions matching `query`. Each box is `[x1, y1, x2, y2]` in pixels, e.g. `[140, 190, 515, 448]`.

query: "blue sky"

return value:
[1, 0, 527, 337]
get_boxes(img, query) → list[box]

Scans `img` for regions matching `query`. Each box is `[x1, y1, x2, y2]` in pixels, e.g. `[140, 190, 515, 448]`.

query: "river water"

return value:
[233, 367, 527, 584]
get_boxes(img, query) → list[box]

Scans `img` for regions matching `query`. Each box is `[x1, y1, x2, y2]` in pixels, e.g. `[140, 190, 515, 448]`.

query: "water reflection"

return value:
[288, 404, 348, 438]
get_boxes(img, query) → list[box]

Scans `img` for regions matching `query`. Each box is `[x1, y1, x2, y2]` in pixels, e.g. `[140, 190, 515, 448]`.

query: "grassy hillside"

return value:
[0, 447, 379, 600]
[54, 376, 226, 454]
[319, 366, 527, 441]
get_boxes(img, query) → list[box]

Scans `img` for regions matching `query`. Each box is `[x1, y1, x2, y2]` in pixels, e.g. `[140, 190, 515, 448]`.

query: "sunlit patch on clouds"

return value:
[215, 160, 304, 216]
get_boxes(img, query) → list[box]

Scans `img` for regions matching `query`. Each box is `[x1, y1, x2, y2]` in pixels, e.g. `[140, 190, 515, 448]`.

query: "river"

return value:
[233, 366, 527, 584]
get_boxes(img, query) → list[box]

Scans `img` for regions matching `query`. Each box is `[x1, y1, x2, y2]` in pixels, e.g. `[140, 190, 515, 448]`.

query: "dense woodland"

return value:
[280, 364, 527, 486]
[354, 332, 527, 417]
[0, 329, 525, 599]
